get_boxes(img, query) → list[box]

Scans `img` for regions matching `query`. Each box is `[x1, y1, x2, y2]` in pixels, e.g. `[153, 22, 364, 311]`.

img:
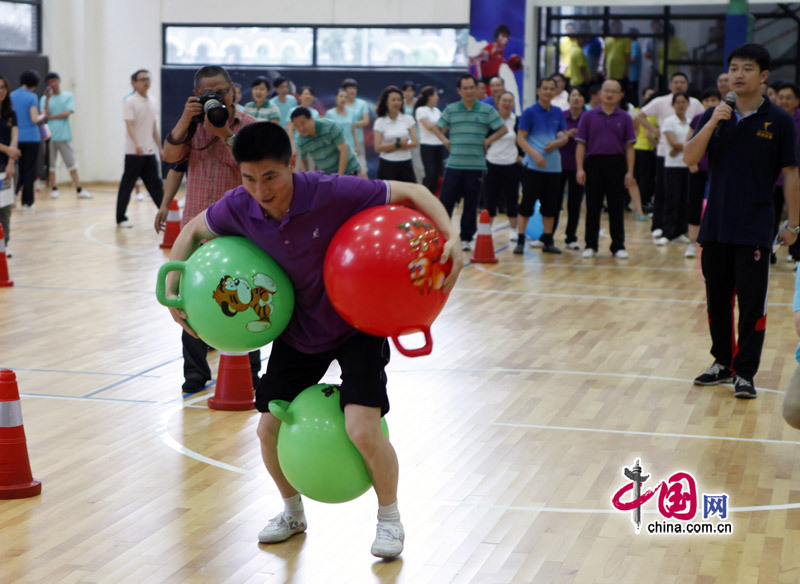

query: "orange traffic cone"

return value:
[208, 353, 255, 411]
[160, 199, 182, 249]
[0, 369, 41, 499]
[471, 209, 498, 264]
[0, 224, 12, 287]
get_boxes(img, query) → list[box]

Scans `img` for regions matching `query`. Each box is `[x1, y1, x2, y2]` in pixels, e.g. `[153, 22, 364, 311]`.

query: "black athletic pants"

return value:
[584, 155, 626, 252]
[663, 167, 689, 240]
[560, 169, 583, 244]
[700, 241, 770, 381]
[18, 142, 39, 206]
[420, 145, 446, 194]
[651, 156, 665, 232]
[634, 149, 655, 208]
[182, 331, 262, 391]
[116, 154, 164, 224]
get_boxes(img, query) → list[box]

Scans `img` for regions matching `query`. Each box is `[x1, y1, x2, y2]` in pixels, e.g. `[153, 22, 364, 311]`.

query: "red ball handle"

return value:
[391, 327, 433, 358]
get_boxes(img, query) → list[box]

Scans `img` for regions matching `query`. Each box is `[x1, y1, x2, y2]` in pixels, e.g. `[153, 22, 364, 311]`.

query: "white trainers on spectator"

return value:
[509, 231, 518, 242]
[77, 190, 93, 199]
[258, 512, 307, 544]
[674, 234, 691, 244]
[461, 240, 472, 252]
[4, 248, 10, 258]
[135, 192, 144, 201]
[788, 255, 796, 263]
[565, 241, 580, 250]
[685, 243, 698, 258]
[371, 521, 404, 558]
[652, 228, 663, 238]
[50, 188, 59, 199]
[582, 248, 596, 258]
[117, 220, 134, 228]
[613, 249, 629, 259]
[528, 239, 544, 249]
[655, 236, 669, 246]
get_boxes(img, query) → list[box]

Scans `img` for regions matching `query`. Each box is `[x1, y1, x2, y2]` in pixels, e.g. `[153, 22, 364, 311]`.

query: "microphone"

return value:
[714, 91, 737, 137]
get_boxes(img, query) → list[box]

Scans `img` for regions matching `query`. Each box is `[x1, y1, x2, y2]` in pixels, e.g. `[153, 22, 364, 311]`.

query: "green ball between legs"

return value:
[156, 236, 294, 353]
[269, 384, 390, 503]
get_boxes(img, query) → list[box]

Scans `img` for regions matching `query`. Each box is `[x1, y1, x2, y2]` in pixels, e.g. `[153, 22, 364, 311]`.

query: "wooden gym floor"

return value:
[1, 184, 800, 584]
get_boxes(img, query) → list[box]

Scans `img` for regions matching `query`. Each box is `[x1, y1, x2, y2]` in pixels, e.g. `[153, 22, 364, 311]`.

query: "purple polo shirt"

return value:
[690, 112, 709, 172]
[559, 110, 583, 171]
[205, 172, 390, 353]
[575, 106, 635, 157]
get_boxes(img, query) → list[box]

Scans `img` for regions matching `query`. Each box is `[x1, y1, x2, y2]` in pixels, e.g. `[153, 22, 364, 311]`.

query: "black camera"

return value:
[193, 90, 228, 128]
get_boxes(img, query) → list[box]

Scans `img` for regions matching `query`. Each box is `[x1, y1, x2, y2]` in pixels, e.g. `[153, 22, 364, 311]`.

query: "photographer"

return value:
[163, 65, 262, 393]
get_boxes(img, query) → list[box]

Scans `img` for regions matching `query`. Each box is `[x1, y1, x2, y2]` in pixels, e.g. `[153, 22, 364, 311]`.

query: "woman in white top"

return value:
[414, 86, 444, 194]
[373, 86, 418, 182]
[485, 91, 521, 232]
[659, 91, 692, 245]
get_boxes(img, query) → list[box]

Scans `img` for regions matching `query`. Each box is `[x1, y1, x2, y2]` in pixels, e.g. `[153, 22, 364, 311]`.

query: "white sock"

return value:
[377, 501, 401, 523]
[283, 493, 304, 516]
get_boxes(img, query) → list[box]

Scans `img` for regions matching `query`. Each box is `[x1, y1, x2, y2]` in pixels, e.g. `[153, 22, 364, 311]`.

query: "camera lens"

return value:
[204, 98, 228, 128]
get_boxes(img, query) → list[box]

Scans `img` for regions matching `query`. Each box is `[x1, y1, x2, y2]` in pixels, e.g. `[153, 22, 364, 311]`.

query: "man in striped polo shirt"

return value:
[291, 107, 361, 176]
[431, 74, 507, 251]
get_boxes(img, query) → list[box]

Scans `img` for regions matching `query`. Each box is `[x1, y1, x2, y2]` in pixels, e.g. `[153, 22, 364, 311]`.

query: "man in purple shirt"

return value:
[163, 122, 463, 559]
[576, 79, 636, 258]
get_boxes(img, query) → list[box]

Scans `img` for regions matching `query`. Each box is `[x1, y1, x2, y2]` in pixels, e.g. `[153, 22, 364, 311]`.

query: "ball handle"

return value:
[391, 327, 433, 358]
[155, 261, 187, 309]
[268, 400, 294, 424]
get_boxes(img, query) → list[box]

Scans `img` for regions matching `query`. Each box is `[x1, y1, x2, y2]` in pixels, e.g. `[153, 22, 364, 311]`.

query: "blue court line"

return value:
[0, 366, 160, 379]
[82, 357, 183, 398]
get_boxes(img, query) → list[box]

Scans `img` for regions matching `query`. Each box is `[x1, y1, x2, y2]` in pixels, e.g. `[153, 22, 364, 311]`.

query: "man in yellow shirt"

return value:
[658, 24, 688, 79]
[566, 37, 590, 89]
[604, 20, 631, 83]
[559, 23, 577, 74]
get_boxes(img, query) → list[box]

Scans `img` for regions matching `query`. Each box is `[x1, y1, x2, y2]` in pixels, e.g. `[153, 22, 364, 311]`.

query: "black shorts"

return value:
[520, 167, 562, 218]
[256, 332, 391, 416]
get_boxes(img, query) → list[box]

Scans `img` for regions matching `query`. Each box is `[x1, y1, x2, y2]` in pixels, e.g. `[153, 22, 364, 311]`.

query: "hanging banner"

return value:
[468, 0, 526, 112]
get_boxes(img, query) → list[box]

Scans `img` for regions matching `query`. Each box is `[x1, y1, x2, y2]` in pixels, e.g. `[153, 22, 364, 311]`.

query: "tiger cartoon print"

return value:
[212, 273, 278, 333]
[398, 220, 447, 295]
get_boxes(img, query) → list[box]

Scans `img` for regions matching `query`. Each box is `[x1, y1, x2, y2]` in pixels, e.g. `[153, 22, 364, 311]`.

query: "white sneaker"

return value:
[21, 204, 35, 213]
[77, 190, 93, 199]
[528, 239, 544, 249]
[461, 240, 472, 252]
[371, 520, 404, 558]
[135, 192, 144, 201]
[565, 241, 580, 250]
[50, 189, 59, 199]
[509, 231, 518, 242]
[674, 234, 691, 244]
[655, 237, 669, 246]
[613, 249, 629, 259]
[117, 220, 134, 228]
[652, 228, 663, 238]
[685, 243, 698, 258]
[788, 255, 796, 263]
[582, 248, 596, 258]
[258, 512, 307, 544]
[4, 248, 10, 258]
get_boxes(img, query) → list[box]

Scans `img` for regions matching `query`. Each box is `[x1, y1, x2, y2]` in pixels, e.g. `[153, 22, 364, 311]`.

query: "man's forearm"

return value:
[485, 125, 508, 147]
[626, 143, 635, 174]
[784, 169, 800, 226]
[684, 123, 714, 167]
[576, 142, 586, 171]
[338, 148, 347, 175]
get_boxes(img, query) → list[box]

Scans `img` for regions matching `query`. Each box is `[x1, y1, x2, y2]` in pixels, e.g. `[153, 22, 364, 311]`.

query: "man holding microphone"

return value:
[685, 44, 800, 399]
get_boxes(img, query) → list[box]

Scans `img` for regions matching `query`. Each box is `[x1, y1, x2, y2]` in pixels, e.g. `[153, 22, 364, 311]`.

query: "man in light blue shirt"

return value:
[40, 72, 90, 199]
[269, 76, 298, 128]
[343, 78, 371, 175]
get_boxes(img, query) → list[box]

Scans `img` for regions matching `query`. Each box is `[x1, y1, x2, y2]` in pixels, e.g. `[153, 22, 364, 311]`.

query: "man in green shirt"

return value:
[291, 108, 360, 176]
[430, 74, 507, 251]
